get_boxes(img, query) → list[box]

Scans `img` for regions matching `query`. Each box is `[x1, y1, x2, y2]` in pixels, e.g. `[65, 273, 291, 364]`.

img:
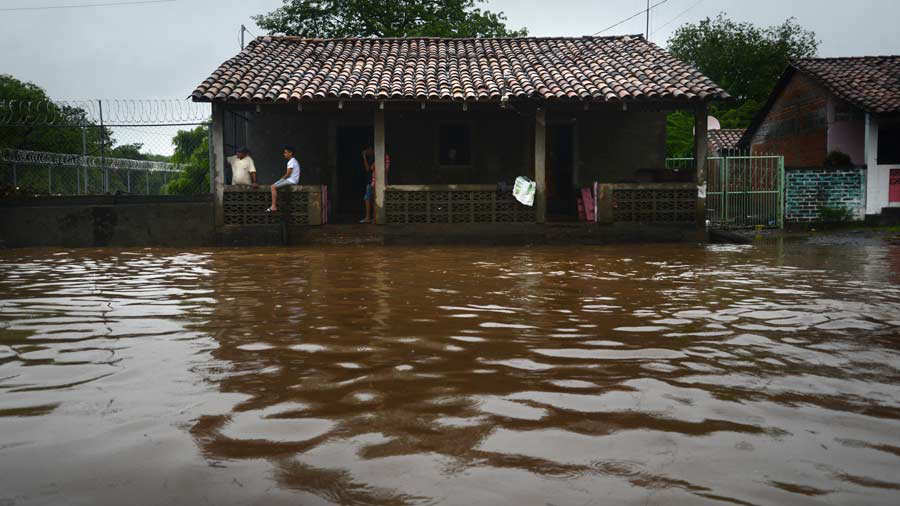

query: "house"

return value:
[740, 56, 900, 217]
[707, 128, 744, 156]
[192, 35, 728, 233]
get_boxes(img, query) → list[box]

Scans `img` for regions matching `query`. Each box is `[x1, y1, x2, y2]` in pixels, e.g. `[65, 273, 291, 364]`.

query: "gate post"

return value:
[722, 155, 729, 225]
[693, 104, 708, 229]
[778, 156, 785, 229]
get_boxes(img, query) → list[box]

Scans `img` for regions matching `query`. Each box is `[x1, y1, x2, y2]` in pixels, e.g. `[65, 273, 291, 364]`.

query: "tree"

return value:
[664, 14, 818, 156]
[108, 143, 148, 160]
[164, 125, 209, 195]
[254, 0, 526, 38]
[0, 74, 111, 155]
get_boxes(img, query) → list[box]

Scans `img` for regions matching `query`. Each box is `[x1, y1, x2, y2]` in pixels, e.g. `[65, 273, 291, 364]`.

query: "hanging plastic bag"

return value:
[512, 176, 536, 206]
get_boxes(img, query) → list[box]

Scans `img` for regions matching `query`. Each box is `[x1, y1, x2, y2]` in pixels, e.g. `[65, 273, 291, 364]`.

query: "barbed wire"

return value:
[0, 99, 211, 127]
[1, 148, 184, 172]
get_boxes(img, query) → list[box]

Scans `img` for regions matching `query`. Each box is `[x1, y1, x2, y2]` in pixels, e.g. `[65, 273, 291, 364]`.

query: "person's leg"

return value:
[269, 184, 278, 210]
[361, 184, 373, 223]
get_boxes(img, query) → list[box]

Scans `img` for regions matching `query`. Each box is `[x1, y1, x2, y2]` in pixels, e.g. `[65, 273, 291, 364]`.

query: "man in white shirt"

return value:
[226, 147, 257, 185]
[268, 145, 301, 212]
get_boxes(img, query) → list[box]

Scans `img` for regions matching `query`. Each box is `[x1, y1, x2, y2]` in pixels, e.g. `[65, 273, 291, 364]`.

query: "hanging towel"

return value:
[513, 176, 536, 206]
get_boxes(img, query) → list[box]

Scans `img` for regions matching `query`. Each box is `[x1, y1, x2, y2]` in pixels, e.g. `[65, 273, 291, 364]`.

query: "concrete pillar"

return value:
[534, 107, 547, 223]
[694, 104, 708, 228]
[374, 108, 386, 224]
[211, 103, 226, 228]
[864, 113, 880, 215]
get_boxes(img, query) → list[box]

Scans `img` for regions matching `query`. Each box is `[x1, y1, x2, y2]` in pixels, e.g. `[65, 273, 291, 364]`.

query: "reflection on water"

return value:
[1, 243, 900, 505]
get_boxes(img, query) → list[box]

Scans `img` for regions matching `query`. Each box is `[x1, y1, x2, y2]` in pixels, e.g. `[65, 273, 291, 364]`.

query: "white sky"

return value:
[1, 0, 897, 154]
[2, 0, 898, 100]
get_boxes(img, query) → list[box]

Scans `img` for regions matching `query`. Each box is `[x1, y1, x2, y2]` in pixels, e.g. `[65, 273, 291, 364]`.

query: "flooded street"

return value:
[1, 242, 900, 505]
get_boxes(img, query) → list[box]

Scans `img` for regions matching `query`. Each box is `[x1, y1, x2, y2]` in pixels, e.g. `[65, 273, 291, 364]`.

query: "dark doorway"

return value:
[547, 124, 576, 220]
[335, 125, 374, 222]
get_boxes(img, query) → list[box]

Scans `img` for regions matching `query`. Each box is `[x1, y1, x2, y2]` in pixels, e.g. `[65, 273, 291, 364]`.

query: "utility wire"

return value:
[0, 0, 174, 12]
[593, 0, 669, 36]
[652, 0, 705, 35]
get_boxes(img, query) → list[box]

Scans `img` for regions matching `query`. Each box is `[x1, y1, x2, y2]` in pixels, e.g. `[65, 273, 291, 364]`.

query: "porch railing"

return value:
[385, 185, 535, 224]
[222, 185, 324, 226]
[595, 183, 697, 224]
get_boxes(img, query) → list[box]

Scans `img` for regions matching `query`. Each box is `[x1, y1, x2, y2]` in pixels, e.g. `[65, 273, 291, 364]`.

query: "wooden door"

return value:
[890, 169, 900, 203]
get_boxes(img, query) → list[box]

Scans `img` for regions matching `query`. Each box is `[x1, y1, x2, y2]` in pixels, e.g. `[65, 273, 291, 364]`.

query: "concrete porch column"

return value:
[864, 112, 880, 215]
[211, 103, 225, 228]
[374, 108, 386, 224]
[534, 108, 547, 223]
[694, 103, 708, 228]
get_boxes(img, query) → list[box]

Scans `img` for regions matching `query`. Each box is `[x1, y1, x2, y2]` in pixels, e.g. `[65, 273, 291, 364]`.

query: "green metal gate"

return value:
[666, 154, 784, 229]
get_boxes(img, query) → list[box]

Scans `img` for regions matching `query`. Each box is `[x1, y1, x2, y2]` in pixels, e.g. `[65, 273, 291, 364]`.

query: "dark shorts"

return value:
[363, 183, 373, 201]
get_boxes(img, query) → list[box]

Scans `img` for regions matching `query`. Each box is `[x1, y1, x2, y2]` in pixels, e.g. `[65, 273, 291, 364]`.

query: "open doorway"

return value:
[335, 125, 373, 223]
[547, 124, 576, 220]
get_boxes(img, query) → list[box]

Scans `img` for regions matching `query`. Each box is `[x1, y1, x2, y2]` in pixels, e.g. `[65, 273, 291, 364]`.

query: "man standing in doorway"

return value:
[360, 145, 390, 223]
[267, 146, 300, 212]
[227, 147, 257, 185]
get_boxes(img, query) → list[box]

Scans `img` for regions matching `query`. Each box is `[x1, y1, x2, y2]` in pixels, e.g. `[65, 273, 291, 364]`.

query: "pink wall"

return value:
[827, 97, 865, 165]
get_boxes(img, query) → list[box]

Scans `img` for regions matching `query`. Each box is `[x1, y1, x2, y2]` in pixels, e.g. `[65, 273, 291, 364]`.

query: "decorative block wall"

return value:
[223, 187, 321, 226]
[385, 189, 535, 224]
[610, 187, 696, 223]
[784, 168, 865, 222]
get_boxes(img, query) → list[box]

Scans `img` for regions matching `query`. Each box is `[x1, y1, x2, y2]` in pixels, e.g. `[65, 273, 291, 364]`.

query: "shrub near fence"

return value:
[784, 167, 866, 222]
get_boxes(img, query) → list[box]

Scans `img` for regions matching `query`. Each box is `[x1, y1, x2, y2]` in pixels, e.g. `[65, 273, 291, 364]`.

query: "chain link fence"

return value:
[0, 99, 212, 198]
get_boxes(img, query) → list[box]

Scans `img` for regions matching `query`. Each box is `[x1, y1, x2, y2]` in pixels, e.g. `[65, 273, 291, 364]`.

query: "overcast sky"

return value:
[2, 0, 898, 101]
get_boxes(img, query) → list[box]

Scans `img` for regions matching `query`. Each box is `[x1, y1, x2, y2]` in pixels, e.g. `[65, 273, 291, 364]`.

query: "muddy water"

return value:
[1, 243, 900, 505]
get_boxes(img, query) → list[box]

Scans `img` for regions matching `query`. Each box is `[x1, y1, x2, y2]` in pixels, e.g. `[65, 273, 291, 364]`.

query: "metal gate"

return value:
[667, 154, 785, 229]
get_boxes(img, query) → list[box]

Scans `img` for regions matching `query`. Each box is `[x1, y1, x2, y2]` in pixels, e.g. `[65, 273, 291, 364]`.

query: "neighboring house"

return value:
[193, 35, 728, 228]
[707, 128, 744, 156]
[741, 56, 900, 216]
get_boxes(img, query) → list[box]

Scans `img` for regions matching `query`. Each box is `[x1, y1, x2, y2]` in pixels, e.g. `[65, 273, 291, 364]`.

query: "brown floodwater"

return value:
[1, 242, 900, 505]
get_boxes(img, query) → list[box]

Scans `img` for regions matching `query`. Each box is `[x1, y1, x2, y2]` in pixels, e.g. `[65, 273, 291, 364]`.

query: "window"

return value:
[438, 124, 471, 166]
[878, 119, 900, 165]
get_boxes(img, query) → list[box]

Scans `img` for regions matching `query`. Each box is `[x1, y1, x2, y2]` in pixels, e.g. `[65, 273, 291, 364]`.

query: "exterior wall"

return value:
[576, 111, 667, 185]
[826, 96, 865, 164]
[229, 104, 668, 189]
[385, 110, 527, 184]
[750, 73, 828, 167]
[0, 196, 214, 247]
[241, 107, 331, 185]
[864, 114, 900, 214]
[784, 167, 866, 222]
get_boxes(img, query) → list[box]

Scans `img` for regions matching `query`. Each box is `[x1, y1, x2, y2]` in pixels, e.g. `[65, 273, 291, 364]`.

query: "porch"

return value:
[211, 101, 711, 231]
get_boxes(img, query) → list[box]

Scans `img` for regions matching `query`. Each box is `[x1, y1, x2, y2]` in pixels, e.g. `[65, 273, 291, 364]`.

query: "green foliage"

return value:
[163, 125, 209, 195]
[0, 74, 110, 155]
[254, 0, 526, 38]
[824, 150, 852, 167]
[108, 143, 149, 160]
[668, 14, 818, 105]
[1, 75, 168, 164]
[665, 14, 818, 157]
[666, 111, 694, 158]
[818, 204, 854, 224]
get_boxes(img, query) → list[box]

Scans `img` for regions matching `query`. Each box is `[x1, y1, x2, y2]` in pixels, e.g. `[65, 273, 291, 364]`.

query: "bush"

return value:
[824, 150, 852, 167]
[818, 204, 854, 224]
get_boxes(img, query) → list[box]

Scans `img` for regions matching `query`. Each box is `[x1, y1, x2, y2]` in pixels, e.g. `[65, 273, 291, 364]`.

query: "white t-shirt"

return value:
[286, 157, 301, 183]
[226, 155, 256, 185]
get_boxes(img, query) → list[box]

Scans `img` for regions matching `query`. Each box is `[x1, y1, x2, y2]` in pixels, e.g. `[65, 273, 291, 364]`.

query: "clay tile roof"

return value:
[708, 128, 744, 152]
[793, 56, 900, 114]
[191, 35, 729, 104]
